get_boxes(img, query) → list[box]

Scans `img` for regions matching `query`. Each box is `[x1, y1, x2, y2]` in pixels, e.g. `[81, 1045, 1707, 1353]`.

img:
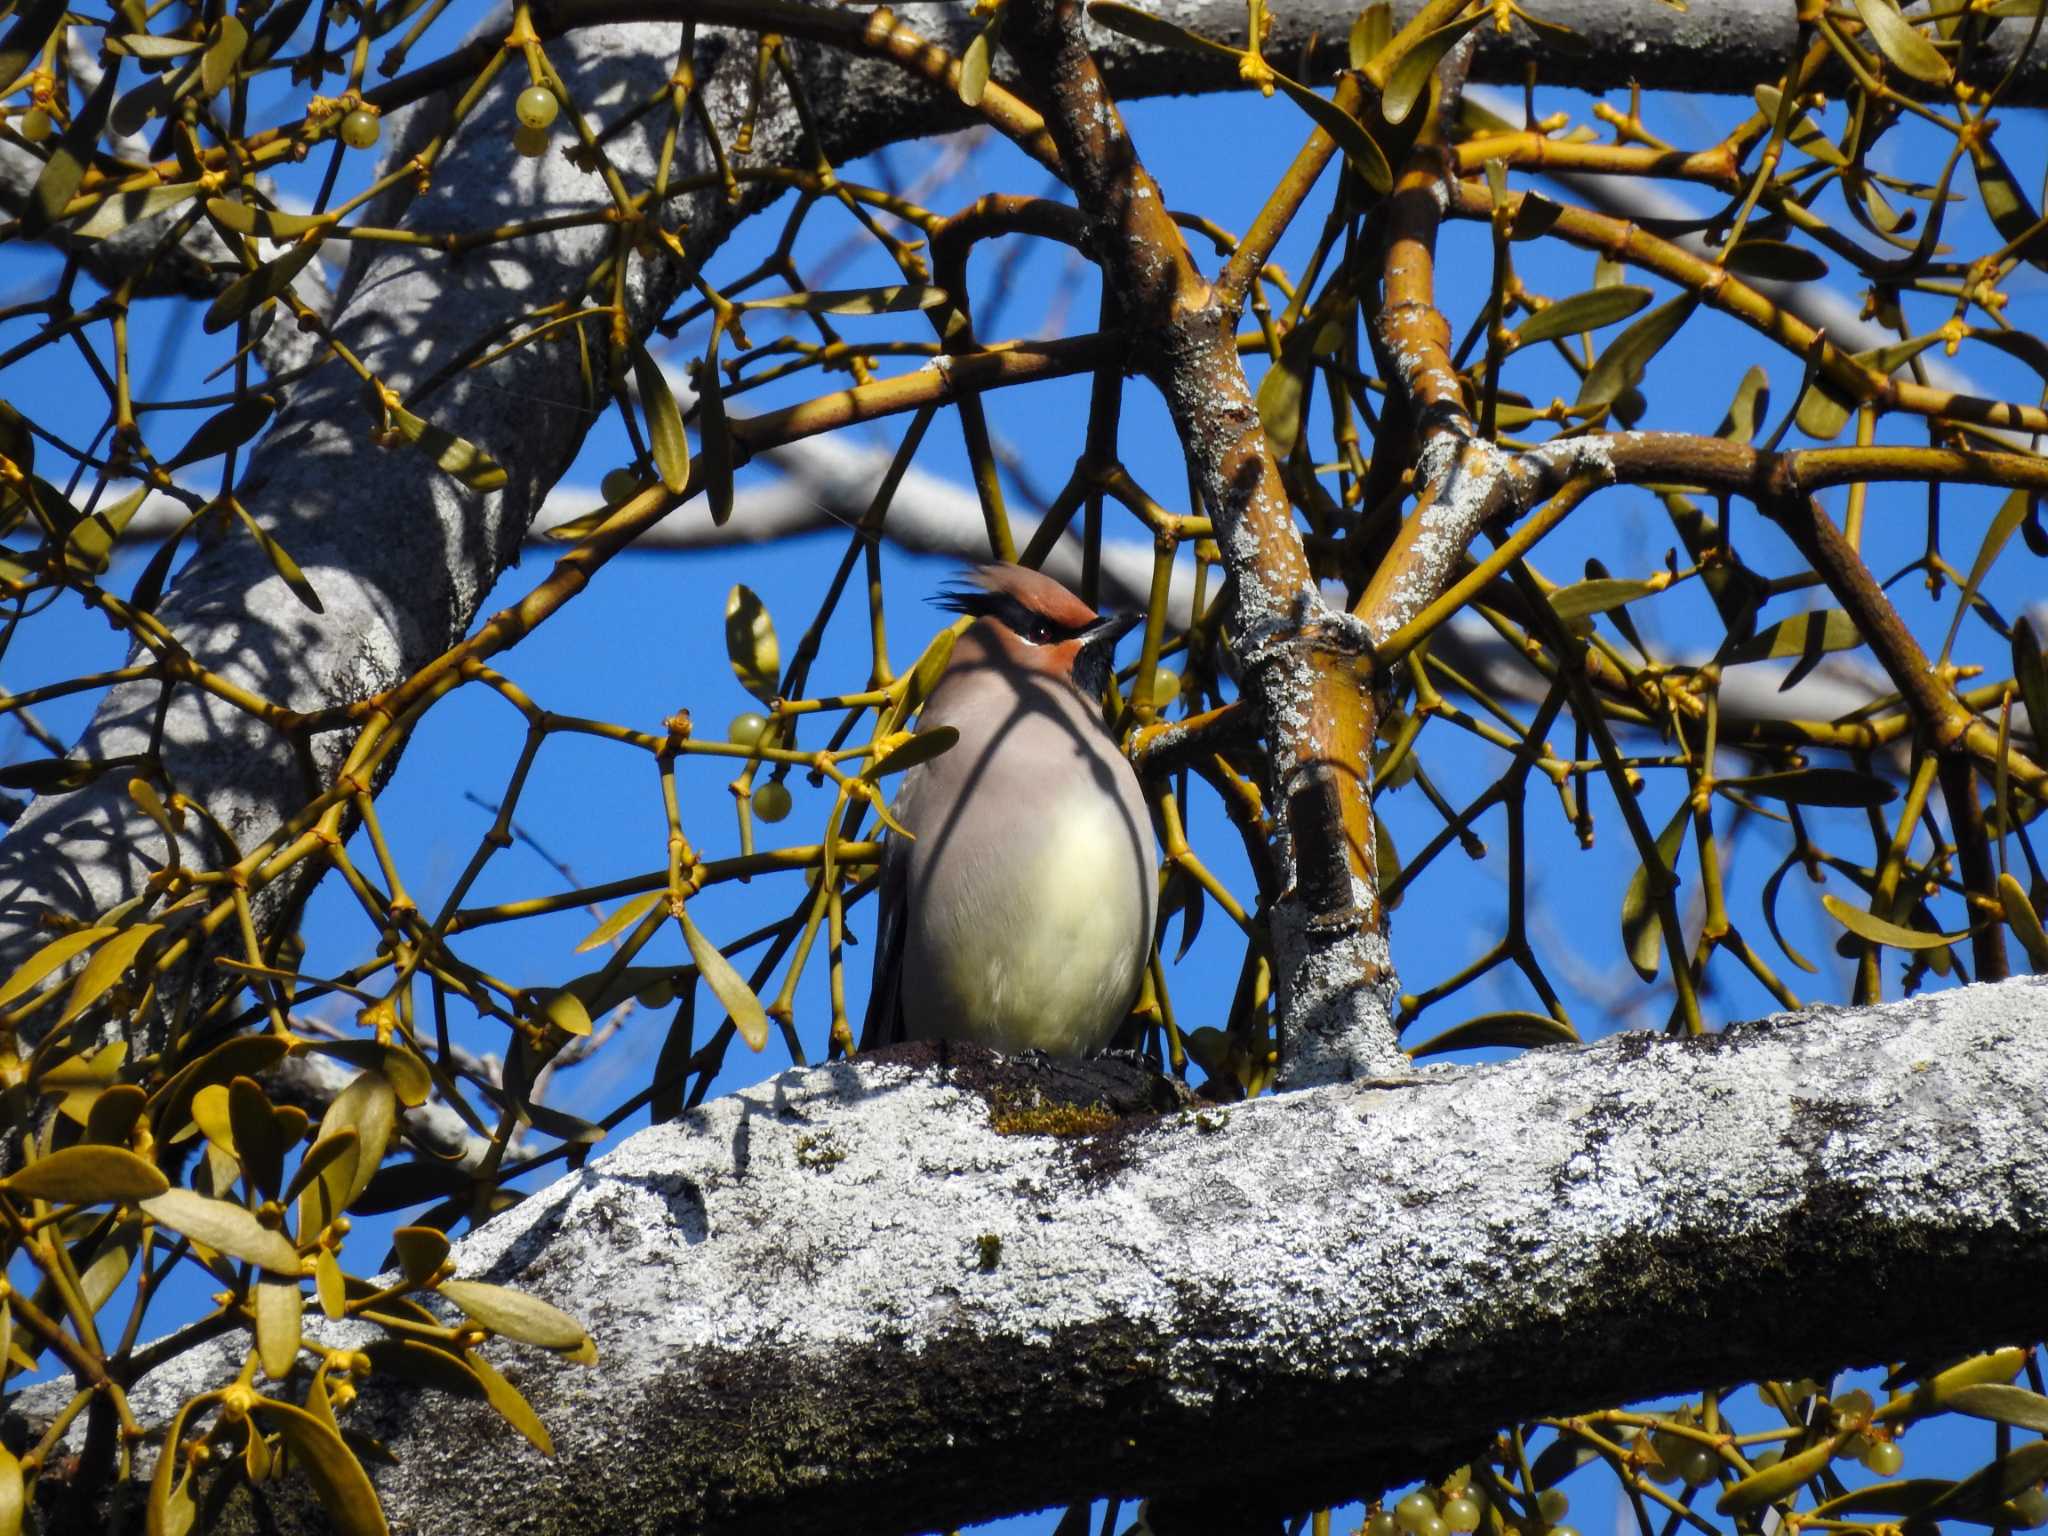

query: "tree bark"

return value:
[17, 976, 2048, 1534]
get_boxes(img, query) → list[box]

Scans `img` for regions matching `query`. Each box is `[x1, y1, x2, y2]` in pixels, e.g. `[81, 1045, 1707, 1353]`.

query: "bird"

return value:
[861, 562, 1159, 1056]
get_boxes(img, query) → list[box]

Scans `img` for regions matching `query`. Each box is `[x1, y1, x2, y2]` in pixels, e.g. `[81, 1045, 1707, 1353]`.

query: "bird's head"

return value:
[936, 563, 1139, 699]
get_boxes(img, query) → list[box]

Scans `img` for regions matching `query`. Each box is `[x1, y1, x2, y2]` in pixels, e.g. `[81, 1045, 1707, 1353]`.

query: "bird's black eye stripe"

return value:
[991, 596, 1058, 644]
[934, 587, 1079, 646]
[1015, 609, 1057, 645]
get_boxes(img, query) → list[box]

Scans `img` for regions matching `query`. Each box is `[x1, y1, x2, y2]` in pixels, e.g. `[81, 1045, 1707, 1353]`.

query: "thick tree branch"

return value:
[1079, 0, 2048, 106]
[500, 0, 2048, 108]
[25, 976, 2048, 1534]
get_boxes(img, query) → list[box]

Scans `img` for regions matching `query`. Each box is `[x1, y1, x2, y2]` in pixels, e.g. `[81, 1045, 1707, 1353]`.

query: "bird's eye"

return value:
[1019, 616, 1056, 644]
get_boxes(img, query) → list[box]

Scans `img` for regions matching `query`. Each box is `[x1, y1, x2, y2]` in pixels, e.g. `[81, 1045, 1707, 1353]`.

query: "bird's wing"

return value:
[857, 823, 909, 1052]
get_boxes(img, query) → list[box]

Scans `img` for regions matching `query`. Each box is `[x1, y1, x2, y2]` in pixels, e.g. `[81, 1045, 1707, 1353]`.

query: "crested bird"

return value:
[862, 563, 1159, 1055]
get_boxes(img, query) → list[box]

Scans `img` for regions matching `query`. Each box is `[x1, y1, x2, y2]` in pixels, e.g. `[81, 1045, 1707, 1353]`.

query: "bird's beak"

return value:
[1078, 610, 1142, 652]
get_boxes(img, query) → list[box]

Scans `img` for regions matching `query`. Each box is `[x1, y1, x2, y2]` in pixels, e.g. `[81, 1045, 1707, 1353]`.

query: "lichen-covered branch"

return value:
[27, 976, 2048, 1535]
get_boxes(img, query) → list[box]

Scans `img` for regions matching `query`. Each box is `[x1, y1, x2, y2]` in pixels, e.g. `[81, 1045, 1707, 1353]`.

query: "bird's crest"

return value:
[935, 562, 1100, 631]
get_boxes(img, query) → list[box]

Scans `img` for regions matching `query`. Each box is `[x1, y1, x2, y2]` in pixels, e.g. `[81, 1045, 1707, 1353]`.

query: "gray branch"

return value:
[1087, 0, 2048, 105]
[0, 19, 794, 970]
[25, 976, 2048, 1533]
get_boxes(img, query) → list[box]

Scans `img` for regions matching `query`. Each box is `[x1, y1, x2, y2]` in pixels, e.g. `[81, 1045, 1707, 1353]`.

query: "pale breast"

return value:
[893, 663, 1157, 1054]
